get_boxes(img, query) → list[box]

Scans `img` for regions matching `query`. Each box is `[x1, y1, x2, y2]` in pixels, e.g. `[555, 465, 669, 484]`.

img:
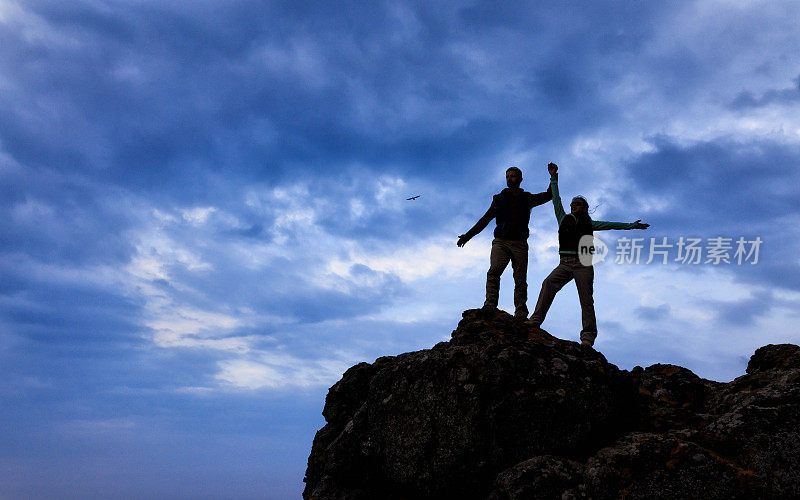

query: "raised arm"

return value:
[548, 163, 566, 225]
[457, 205, 494, 247]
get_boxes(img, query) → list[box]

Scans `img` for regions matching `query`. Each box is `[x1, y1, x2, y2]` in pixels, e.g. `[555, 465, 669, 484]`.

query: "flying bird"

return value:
[406, 195, 421, 200]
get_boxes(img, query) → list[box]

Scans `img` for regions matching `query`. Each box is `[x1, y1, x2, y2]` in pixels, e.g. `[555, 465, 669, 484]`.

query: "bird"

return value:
[406, 195, 421, 200]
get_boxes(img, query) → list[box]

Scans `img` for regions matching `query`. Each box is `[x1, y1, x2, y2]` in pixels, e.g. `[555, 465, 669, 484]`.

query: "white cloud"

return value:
[325, 235, 485, 283]
[215, 350, 358, 390]
[148, 307, 251, 352]
[180, 206, 217, 225]
[375, 175, 407, 208]
[119, 199, 387, 391]
[215, 359, 283, 389]
[117, 187, 492, 391]
[349, 198, 366, 219]
[125, 208, 251, 353]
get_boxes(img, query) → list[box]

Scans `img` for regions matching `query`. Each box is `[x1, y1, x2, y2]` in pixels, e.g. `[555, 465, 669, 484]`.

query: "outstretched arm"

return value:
[529, 183, 553, 207]
[457, 205, 494, 246]
[592, 219, 650, 230]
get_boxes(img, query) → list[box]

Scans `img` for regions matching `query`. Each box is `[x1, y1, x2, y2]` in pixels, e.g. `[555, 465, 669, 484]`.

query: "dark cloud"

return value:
[635, 303, 671, 321]
[608, 136, 800, 291]
[621, 136, 800, 223]
[730, 75, 800, 110]
[0, 0, 688, 201]
[0, 173, 138, 266]
[701, 290, 774, 327]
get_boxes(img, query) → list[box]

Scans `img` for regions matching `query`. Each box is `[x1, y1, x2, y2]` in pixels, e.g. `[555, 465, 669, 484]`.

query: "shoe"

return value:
[581, 339, 594, 347]
[481, 304, 498, 316]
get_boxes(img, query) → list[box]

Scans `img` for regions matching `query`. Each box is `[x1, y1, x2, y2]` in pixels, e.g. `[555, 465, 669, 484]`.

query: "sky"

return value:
[2, 0, 800, 498]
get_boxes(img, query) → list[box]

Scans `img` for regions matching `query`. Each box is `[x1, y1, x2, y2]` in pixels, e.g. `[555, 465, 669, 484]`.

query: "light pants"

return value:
[529, 255, 597, 344]
[484, 238, 529, 318]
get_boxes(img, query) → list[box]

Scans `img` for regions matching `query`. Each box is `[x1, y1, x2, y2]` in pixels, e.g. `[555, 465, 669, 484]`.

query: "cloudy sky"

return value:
[2, 0, 800, 498]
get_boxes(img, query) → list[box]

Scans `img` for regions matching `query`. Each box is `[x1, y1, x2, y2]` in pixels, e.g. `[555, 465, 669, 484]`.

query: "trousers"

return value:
[484, 238, 529, 318]
[529, 255, 597, 343]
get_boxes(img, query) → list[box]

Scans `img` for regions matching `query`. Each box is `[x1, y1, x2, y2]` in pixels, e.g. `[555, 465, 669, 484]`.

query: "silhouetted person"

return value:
[528, 163, 649, 346]
[457, 167, 552, 319]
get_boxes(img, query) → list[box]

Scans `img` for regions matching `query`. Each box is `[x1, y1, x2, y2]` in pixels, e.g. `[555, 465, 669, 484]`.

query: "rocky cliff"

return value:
[303, 308, 800, 499]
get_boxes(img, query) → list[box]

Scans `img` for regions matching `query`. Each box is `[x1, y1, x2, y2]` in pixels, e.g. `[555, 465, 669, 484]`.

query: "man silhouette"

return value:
[528, 163, 649, 347]
[457, 167, 552, 319]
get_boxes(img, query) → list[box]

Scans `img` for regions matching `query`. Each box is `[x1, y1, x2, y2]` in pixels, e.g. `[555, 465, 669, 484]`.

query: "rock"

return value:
[303, 309, 800, 499]
[491, 432, 763, 499]
[697, 343, 800, 498]
[745, 343, 800, 373]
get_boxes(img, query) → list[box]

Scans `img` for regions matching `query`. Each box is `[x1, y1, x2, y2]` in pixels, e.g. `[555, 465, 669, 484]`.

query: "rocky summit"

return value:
[303, 308, 800, 499]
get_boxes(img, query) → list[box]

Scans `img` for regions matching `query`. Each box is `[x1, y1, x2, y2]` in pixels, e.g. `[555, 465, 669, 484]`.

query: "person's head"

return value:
[505, 167, 522, 189]
[570, 196, 589, 215]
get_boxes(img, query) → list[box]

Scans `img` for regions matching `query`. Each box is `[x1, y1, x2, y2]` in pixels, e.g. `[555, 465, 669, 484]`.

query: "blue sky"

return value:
[2, 1, 800, 498]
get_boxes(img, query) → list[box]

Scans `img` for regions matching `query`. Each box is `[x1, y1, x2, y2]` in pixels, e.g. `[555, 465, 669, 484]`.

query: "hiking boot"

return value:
[480, 304, 498, 316]
[525, 320, 548, 337]
[581, 339, 594, 347]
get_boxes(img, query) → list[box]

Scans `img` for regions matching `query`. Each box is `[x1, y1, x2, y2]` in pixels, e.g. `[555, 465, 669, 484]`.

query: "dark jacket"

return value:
[491, 186, 552, 240]
[548, 175, 637, 255]
[558, 212, 594, 254]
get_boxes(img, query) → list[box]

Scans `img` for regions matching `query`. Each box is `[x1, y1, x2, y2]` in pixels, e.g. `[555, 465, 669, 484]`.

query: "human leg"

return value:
[509, 240, 529, 318]
[485, 239, 511, 308]
[528, 256, 574, 325]
[573, 262, 597, 345]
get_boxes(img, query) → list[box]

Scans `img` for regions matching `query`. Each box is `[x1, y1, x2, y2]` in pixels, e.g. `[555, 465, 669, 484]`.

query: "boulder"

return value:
[304, 309, 800, 499]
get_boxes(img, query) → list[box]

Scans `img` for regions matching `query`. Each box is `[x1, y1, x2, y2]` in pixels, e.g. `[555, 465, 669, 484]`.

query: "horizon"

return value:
[3, 1, 800, 498]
